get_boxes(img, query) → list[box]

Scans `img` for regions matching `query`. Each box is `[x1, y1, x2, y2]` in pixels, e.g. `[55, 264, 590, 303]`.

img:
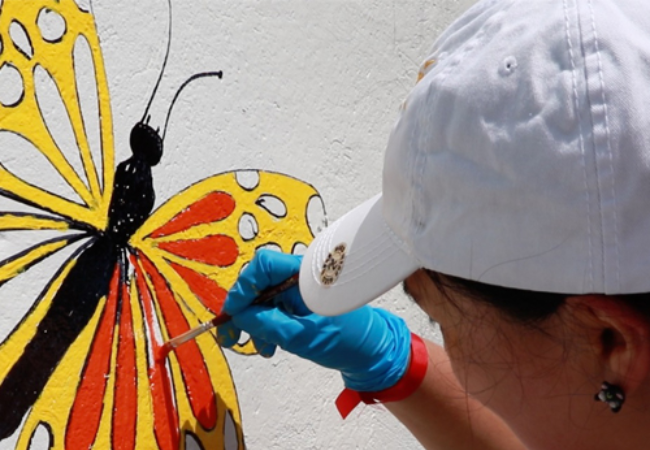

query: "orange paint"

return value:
[150, 359, 180, 450]
[150, 192, 235, 238]
[65, 264, 120, 450]
[158, 234, 238, 267]
[139, 254, 218, 431]
[155, 342, 172, 363]
[168, 261, 227, 315]
[133, 257, 180, 450]
[113, 282, 137, 450]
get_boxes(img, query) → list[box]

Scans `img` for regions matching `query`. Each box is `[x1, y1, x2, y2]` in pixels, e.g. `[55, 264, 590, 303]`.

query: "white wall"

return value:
[105, 1, 476, 448]
[0, 0, 477, 448]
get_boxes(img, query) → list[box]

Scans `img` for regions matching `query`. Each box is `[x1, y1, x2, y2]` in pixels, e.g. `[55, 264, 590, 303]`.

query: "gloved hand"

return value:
[217, 249, 412, 392]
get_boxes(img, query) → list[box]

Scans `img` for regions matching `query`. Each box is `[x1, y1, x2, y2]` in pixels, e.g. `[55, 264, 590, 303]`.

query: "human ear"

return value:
[565, 295, 650, 396]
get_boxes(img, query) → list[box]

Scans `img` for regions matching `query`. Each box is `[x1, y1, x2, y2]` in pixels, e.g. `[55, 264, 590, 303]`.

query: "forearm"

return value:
[385, 340, 526, 450]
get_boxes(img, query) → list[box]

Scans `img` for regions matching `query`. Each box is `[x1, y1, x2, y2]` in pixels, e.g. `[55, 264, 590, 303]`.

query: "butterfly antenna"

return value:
[161, 71, 223, 141]
[141, 0, 173, 123]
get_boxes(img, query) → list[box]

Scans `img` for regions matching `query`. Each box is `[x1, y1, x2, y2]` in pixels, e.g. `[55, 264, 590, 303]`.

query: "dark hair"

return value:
[425, 270, 650, 325]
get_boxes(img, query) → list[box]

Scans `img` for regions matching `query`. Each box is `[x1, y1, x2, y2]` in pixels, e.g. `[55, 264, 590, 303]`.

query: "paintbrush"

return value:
[157, 273, 300, 360]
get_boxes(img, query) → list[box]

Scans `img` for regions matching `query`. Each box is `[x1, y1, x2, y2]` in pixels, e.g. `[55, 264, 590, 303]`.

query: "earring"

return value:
[594, 381, 625, 413]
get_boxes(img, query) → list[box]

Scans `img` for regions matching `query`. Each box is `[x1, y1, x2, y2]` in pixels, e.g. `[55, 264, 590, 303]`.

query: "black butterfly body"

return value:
[0, 122, 161, 440]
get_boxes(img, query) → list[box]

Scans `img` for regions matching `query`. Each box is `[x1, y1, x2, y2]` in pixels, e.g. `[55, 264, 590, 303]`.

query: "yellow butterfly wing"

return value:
[0, 1, 327, 449]
[128, 170, 324, 444]
[0, 0, 110, 287]
[131, 169, 322, 307]
[0, 1, 117, 448]
[0, 0, 113, 228]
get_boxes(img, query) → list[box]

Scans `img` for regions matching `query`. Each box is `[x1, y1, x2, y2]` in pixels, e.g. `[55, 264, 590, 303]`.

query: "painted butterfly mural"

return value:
[0, 0, 325, 449]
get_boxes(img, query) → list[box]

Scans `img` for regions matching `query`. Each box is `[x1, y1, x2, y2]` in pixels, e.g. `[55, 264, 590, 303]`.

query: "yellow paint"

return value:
[129, 276, 158, 450]
[416, 58, 436, 83]
[133, 170, 317, 296]
[0, 239, 70, 284]
[15, 298, 107, 450]
[0, 0, 113, 228]
[0, 256, 77, 383]
[402, 58, 437, 111]
[135, 258, 246, 449]
[0, 214, 70, 231]
[6, 257, 98, 450]
[133, 171, 318, 356]
[0, 166, 101, 226]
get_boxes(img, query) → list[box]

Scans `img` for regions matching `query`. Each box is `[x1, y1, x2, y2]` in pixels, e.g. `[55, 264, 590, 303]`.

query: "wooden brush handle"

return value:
[209, 312, 233, 327]
[165, 273, 300, 351]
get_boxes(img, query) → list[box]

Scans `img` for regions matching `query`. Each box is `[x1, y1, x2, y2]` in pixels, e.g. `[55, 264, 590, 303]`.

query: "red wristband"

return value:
[335, 333, 428, 419]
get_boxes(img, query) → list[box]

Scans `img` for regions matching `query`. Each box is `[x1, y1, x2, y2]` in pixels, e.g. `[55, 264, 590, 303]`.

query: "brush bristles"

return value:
[155, 343, 172, 362]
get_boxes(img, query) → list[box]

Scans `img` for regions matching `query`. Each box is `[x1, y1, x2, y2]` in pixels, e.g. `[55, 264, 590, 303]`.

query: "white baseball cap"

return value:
[300, 0, 650, 316]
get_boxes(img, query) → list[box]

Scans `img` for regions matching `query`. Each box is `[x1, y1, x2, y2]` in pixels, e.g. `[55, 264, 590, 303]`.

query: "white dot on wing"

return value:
[0, 63, 23, 107]
[9, 20, 33, 59]
[257, 243, 282, 253]
[307, 195, 327, 236]
[235, 170, 260, 191]
[256, 194, 287, 219]
[292, 242, 307, 255]
[28, 423, 52, 450]
[238, 213, 259, 241]
[37, 8, 66, 43]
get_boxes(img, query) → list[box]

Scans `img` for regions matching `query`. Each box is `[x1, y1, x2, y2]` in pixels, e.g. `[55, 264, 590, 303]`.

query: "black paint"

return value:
[0, 122, 160, 440]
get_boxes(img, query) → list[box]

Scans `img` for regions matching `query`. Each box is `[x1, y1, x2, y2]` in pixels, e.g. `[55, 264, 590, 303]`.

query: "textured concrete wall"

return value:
[0, 0, 476, 448]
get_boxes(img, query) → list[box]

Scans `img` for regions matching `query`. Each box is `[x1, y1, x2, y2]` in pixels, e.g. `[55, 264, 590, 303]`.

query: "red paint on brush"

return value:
[155, 343, 172, 362]
[159, 273, 299, 356]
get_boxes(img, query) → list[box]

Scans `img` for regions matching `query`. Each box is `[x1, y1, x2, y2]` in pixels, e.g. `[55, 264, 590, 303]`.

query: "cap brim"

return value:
[299, 194, 419, 316]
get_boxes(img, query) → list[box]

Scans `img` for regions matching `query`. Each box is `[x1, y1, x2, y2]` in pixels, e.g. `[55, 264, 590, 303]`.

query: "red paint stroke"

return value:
[150, 192, 235, 238]
[139, 253, 218, 431]
[157, 234, 238, 267]
[151, 358, 179, 450]
[112, 282, 137, 450]
[65, 264, 121, 450]
[168, 261, 228, 315]
[132, 256, 179, 450]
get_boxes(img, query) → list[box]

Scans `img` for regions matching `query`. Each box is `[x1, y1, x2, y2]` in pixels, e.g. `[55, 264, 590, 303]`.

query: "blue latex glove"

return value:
[217, 249, 412, 392]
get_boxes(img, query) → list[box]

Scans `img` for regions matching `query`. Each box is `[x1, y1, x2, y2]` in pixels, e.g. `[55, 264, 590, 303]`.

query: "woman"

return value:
[217, 0, 650, 448]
